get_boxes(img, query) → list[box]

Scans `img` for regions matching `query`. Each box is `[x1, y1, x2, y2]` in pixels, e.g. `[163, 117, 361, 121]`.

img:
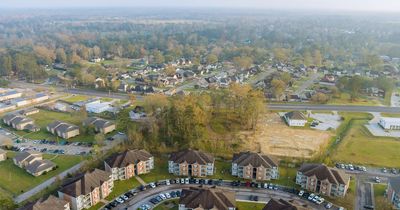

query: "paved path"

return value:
[135, 176, 147, 186]
[14, 162, 84, 203]
[294, 73, 320, 95]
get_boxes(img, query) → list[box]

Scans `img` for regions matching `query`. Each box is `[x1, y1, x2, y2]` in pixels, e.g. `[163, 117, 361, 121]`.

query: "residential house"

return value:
[3, 114, 40, 131]
[13, 151, 56, 176]
[21, 195, 70, 210]
[231, 151, 279, 181]
[47, 121, 80, 139]
[0, 90, 22, 101]
[54, 102, 69, 112]
[104, 149, 154, 181]
[379, 117, 400, 130]
[178, 186, 236, 210]
[263, 199, 298, 210]
[31, 93, 49, 103]
[296, 163, 350, 197]
[19, 108, 40, 116]
[25, 159, 56, 176]
[387, 176, 400, 209]
[0, 104, 16, 113]
[11, 97, 31, 107]
[58, 169, 114, 210]
[129, 106, 147, 121]
[0, 148, 7, 161]
[83, 117, 116, 134]
[283, 111, 307, 127]
[168, 149, 214, 177]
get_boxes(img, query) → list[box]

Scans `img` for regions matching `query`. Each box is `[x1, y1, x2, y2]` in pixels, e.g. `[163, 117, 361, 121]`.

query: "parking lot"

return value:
[102, 178, 342, 210]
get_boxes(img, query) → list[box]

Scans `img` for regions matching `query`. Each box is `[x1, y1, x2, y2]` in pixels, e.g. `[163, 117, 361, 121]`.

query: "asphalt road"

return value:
[268, 103, 400, 113]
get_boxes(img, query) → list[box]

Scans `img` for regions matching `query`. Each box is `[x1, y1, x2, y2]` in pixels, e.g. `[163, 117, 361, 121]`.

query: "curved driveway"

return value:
[116, 184, 333, 210]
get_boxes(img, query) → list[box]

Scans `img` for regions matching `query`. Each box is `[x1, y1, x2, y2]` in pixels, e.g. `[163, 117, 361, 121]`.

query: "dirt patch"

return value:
[238, 113, 333, 158]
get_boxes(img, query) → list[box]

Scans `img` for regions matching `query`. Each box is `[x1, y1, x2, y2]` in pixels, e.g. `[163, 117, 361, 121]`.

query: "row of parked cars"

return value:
[336, 163, 367, 172]
[103, 190, 137, 210]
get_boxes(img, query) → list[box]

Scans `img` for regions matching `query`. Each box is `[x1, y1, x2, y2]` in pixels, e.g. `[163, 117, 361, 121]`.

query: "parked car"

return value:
[298, 190, 304, 196]
[149, 182, 156, 188]
[325, 202, 333, 209]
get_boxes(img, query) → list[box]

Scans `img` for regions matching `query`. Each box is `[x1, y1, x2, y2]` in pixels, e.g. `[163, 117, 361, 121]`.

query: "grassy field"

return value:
[269, 167, 298, 188]
[86, 202, 105, 210]
[381, 113, 400, 118]
[153, 199, 179, 210]
[373, 184, 394, 210]
[0, 152, 83, 197]
[331, 119, 400, 168]
[63, 95, 91, 103]
[236, 201, 266, 210]
[12, 109, 96, 142]
[106, 178, 140, 200]
[328, 92, 381, 106]
[138, 156, 175, 183]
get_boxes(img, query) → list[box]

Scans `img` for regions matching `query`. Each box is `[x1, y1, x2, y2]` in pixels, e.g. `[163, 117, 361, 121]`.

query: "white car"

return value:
[149, 182, 156, 188]
[165, 192, 171, 199]
[165, 179, 170, 185]
[325, 202, 333, 209]
[264, 183, 269, 189]
[308, 193, 315, 200]
[121, 195, 129, 201]
[159, 193, 166, 200]
[116, 198, 124, 203]
[180, 178, 185, 184]
[312, 195, 319, 203]
[298, 190, 304, 196]
[316, 197, 324, 204]
[185, 178, 189, 184]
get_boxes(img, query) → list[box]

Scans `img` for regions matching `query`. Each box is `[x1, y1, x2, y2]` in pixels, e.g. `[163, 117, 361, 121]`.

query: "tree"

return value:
[0, 195, 17, 210]
[206, 54, 218, 64]
[233, 56, 253, 70]
[273, 48, 289, 63]
[34, 46, 55, 65]
[110, 80, 121, 92]
[279, 72, 292, 85]
[153, 50, 165, 65]
[144, 93, 169, 113]
[164, 65, 176, 77]
[0, 55, 13, 76]
[95, 133, 105, 146]
[271, 79, 286, 101]
[313, 50, 323, 67]
[55, 48, 67, 64]
[311, 92, 329, 104]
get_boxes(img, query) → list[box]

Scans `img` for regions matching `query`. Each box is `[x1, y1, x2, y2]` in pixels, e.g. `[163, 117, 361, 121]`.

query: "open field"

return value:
[63, 95, 91, 103]
[236, 201, 266, 210]
[0, 152, 83, 197]
[332, 119, 400, 168]
[239, 113, 333, 158]
[328, 92, 382, 106]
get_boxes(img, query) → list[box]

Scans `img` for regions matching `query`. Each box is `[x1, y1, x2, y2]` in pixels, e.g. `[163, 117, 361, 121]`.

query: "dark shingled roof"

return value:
[105, 149, 153, 168]
[298, 163, 349, 185]
[389, 176, 400, 192]
[169, 149, 214, 165]
[84, 117, 115, 129]
[284, 111, 306, 120]
[3, 113, 18, 122]
[263, 199, 298, 210]
[232, 151, 278, 168]
[25, 160, 56, 175]
[14, 151, 41, 163]
[179, 187, 235, 210]
[20, 195, 69, 210]
[60, 169, 111, 197]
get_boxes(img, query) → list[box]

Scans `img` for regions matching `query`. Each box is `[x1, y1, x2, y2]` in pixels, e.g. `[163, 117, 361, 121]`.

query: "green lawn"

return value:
[373, 184, 394, 210]
[236, 201, 266, 210]
[139, 156, 175, 183]
[269, 167, 298, 188]
[86, 202, 105, 210]
[12, 109, 96, 142]
[106, 178, 139, 200]
[328, 92, 381, 106]
[381, 113, 400, 118]
[212, 160, 235, 180]
[63, 95, 90, 103]
[331, 119, 400, 168]
[153, 199, 179, 210]
[0, 152, 83, 197]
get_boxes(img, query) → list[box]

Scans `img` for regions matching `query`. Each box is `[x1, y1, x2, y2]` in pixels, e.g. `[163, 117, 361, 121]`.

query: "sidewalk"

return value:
[135, 176, 147, 186]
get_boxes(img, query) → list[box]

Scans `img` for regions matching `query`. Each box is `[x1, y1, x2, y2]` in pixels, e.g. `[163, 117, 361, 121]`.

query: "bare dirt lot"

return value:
[238, 113, 333, 158]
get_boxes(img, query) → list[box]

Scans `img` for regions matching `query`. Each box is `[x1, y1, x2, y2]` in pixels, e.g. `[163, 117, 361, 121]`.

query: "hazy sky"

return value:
[1, 0, 400, 12]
